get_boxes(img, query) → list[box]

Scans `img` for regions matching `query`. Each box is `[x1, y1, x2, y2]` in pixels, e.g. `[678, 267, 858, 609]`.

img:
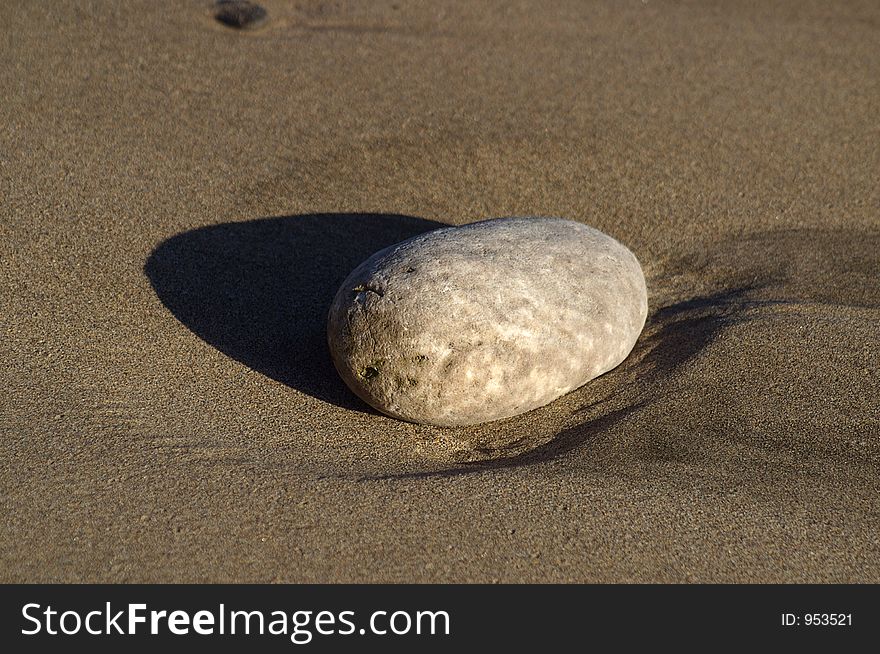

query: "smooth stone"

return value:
[327, 217, 648, 426]
[214, 1, 268, 30]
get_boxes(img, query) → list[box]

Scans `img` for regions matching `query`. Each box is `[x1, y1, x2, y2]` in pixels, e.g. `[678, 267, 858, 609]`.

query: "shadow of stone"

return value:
[145, 213, 446, 412]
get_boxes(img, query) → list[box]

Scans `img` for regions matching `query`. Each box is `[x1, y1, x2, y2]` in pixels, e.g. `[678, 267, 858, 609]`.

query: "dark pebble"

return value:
[214, 1, 268, 30]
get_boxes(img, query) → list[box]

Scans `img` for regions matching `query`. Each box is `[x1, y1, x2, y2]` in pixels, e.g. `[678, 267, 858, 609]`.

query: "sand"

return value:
[2, 0, 878, 583]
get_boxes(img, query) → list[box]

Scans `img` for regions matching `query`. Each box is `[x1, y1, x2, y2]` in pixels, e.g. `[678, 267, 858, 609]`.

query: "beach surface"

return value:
[2, 0, 878, 582]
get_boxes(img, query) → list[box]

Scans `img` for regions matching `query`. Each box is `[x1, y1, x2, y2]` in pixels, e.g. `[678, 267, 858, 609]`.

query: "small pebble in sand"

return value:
[214, 1, 268, 30]
[327, 217, 647, 426]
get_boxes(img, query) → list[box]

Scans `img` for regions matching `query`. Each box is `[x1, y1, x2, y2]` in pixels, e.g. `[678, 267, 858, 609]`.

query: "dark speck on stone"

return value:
[215, 1, 268, 30]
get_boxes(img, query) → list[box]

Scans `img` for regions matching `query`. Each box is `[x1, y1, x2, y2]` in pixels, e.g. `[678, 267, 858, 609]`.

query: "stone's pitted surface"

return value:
[327, 217, 648, 426]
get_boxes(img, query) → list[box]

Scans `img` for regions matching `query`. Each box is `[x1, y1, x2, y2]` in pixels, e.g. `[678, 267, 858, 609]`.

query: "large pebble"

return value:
[327, 217, 647, 426]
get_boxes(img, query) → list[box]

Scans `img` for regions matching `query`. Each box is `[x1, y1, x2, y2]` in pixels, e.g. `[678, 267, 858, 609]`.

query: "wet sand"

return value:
[2, 0, 878, 582]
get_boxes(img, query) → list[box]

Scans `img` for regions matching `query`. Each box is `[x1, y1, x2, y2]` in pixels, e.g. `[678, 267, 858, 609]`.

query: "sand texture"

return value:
[2, 0, 878, 582]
